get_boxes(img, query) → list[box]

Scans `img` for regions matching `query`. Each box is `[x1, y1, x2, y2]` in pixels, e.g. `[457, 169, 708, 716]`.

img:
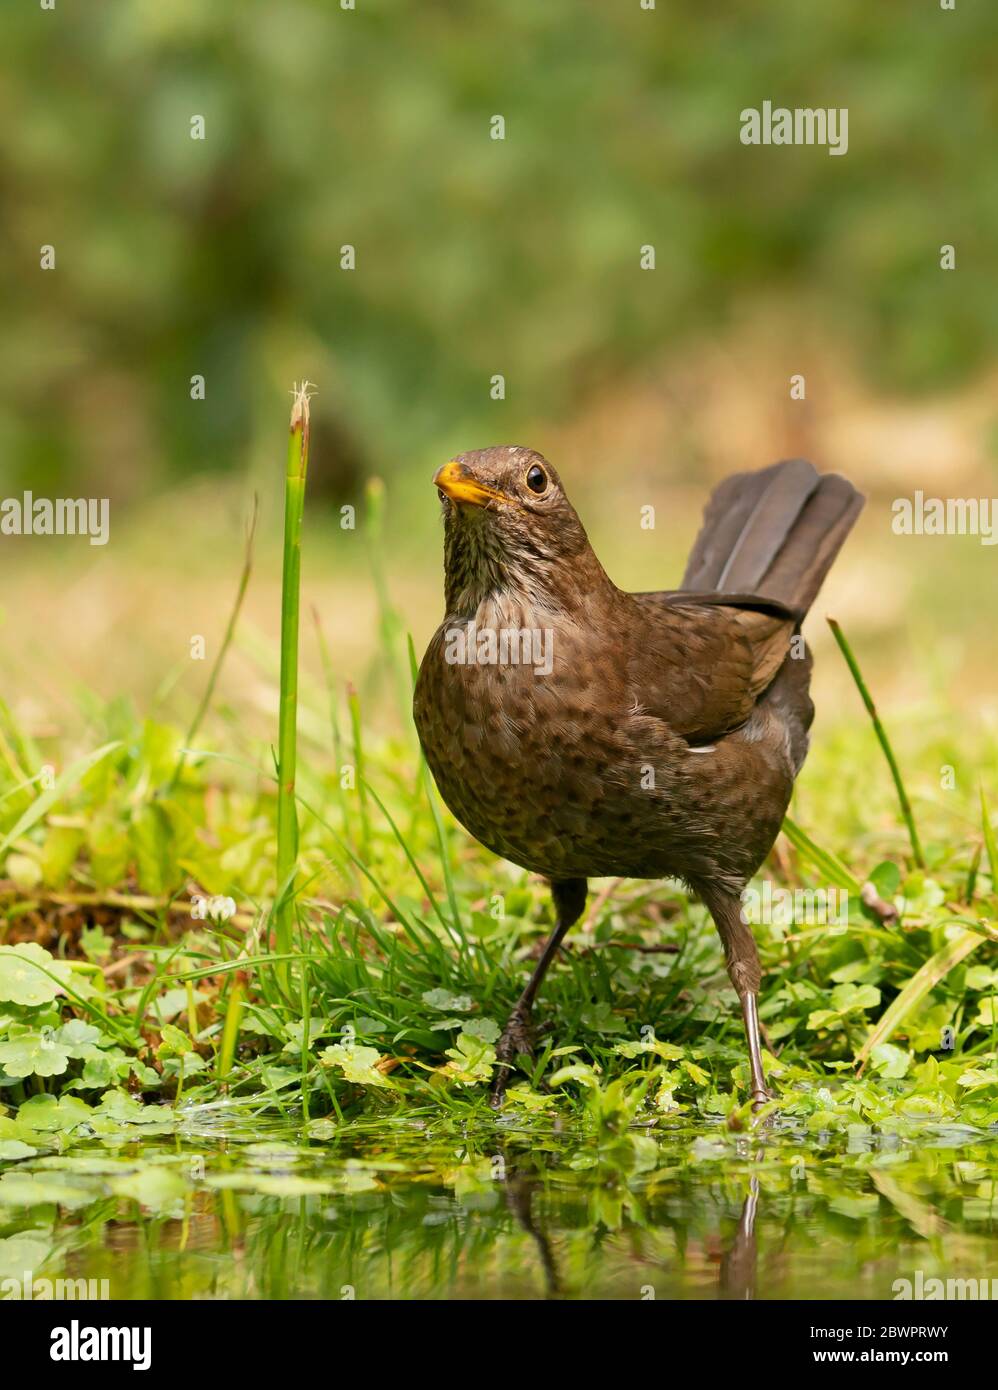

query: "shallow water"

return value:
[3, 1100, 997, 1300]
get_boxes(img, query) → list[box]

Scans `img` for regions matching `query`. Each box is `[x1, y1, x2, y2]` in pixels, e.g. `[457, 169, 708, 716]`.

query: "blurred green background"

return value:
[2, 0, 997, 737]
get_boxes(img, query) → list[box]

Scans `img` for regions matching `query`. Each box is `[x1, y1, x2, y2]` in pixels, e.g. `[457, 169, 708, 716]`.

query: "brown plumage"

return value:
[414, 446, 864, 1106]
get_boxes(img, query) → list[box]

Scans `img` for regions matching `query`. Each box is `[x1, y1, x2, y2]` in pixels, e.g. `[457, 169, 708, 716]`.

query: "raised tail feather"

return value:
[681, 458, 864, 617]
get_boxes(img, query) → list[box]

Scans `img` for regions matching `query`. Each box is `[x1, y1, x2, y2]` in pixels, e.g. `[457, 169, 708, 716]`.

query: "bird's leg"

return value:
[489, 933, 564, 1104]
[490, 877, 587, 1109]
[703, 888, 771, 1109]
[741, 991, 769, 1108]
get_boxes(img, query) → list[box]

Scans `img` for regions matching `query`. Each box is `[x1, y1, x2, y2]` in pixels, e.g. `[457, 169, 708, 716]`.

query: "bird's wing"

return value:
[625, 591, 796, 742]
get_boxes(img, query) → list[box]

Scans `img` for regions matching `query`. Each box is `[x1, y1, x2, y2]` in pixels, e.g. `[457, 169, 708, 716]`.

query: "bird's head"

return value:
[432, 446, 610, 616]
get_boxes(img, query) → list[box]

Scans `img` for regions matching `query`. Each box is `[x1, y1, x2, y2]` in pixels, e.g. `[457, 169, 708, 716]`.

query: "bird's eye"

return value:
[525, 464, 548, 495]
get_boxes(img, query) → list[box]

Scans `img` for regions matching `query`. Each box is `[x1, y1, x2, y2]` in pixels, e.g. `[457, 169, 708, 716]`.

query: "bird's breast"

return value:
[414, 606, 675, 876]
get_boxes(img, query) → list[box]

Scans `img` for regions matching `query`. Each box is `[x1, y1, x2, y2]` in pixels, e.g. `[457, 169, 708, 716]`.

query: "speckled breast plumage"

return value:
[413, 598, 798, 893]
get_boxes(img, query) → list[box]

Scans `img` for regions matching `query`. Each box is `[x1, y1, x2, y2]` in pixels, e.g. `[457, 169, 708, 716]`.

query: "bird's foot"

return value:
[751, 1087, 773, 1115]
[489, 1008, 534, 1110]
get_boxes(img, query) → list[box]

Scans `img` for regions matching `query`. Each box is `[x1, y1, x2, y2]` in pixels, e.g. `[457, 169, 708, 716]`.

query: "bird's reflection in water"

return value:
[719, 1177, 760, 1300]
[501, 1167, 564, 1299]
[500, 1155, 761, 1301]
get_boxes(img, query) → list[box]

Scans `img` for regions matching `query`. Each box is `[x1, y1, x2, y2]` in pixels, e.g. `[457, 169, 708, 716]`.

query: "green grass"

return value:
[1, 633, 996, 1136]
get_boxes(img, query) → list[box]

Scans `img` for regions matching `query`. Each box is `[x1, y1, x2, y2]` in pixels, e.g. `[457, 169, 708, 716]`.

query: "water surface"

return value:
[3, 1101, 996, 1300]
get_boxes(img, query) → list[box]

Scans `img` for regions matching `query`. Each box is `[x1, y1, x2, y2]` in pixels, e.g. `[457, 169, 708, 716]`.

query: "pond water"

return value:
[3, 1101, 997, 1300]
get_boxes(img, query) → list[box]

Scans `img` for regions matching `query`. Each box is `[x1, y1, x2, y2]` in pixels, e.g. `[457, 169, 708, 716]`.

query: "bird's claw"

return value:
[489, 1009, 534, 1110]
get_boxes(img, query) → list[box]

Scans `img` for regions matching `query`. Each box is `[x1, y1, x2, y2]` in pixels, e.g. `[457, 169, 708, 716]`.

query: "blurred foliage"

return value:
[3, 0, 997, 496]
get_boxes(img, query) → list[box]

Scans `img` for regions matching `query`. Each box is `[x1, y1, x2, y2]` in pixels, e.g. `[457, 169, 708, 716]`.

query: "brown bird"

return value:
[413, 447, 863, 1107]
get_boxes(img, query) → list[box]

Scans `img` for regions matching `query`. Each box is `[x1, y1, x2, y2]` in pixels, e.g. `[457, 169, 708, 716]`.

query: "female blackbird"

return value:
[414, 447, 863, 1106]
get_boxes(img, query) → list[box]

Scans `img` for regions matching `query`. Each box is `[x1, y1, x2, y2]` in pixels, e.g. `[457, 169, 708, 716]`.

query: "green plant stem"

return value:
[275, 383, 312, 970]
[827, 617, 925, 868]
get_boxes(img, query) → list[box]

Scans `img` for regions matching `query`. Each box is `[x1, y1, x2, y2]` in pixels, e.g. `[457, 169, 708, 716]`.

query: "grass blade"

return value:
[365, 477, 410, 731]
[217, 981, 244, 1082]
[311, 604, 356, 858]
[347, 682, 371, 860]
[169, 495, 258, 790]
[856, 927, 984, 1070]
[980, 785, 998, 890]
[407, 633, 462, 934]
[0, 740, 121, 858]
[781, 815, 861, 893]
[827, 617, 925, 867]
[361, 775, 469, 964]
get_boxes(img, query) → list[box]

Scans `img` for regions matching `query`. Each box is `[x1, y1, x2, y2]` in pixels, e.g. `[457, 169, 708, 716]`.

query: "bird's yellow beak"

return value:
[433, 460, 507, 508]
